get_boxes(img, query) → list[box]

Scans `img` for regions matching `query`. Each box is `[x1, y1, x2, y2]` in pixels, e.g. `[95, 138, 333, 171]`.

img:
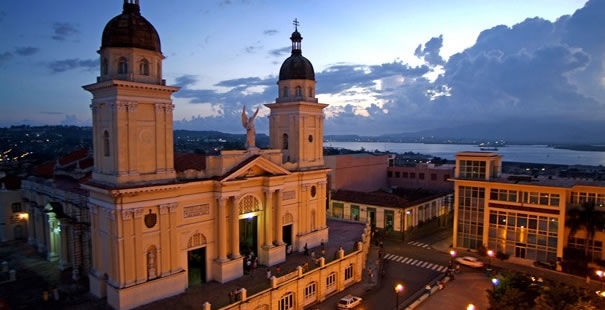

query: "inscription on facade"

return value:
[283, 190, 295, 201]
[183, 204, 209, 218]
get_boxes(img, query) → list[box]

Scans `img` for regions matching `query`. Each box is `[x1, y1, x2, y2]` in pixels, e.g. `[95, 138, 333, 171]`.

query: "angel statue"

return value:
[241, 105, 260, 149]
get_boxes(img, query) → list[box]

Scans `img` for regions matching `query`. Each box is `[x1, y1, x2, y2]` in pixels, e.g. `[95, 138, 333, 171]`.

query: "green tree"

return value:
[566, 202, 605, 260]
[534, 283, 579, 310]
[487, 273, 539, 310]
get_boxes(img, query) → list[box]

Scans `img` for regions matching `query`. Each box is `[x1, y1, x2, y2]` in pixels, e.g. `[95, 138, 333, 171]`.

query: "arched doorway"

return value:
[238, 195, 261, 257]
[187, 232, 207, 286]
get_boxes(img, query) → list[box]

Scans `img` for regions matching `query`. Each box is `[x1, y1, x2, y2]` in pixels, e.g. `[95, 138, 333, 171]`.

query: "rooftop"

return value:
[455, 151, 500, 158]
[331, 188, 448, 208]
[457, 173, 605, 188]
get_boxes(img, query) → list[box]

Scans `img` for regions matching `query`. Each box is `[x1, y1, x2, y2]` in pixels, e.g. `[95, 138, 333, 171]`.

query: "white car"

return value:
[337, 295, 363, 309]
[455, 256, 485, 268]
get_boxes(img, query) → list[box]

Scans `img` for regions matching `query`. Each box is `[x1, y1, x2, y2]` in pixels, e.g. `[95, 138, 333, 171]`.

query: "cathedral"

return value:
[83, 1, 329, 308]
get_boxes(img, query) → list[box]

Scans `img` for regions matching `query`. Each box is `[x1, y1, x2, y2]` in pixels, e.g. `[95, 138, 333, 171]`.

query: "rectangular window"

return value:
[344, 264, 353, 280]
[490, 189, 498, 200]
[402, 172, 409, 178]
[395, 172, 400, 178]
[508, 191, 517, 203]
[571, 192, 578, 204]
[304, 282, 316, 299]
[279, 292, 294, 310]
[410, 173, 416, 179]
[326, 272, 336, 287]
[459, 160, 486, 179]
[550, 194, 560, 206]
[419, 173, 425, 180]
[387, 171, 393, 178]
[539, 193, 549, 205]
[431, 173, 437, 181]
[530, 192, 539, 204]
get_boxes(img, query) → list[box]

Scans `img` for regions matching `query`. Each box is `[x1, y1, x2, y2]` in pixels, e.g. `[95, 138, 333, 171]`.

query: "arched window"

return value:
[282, 133, 289, 150]
[139, 59, 149, 76]
[101, 58, 108, 75]
[103, 130, 110, 157]
[118, 57, 128, 74]
[147, 245, 158, 280]
[283, 86, 289, 97]
[295, 86, 302, 97]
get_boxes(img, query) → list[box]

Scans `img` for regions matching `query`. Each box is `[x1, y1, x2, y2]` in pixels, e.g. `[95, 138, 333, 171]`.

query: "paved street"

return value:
[417, 269, 491, 310]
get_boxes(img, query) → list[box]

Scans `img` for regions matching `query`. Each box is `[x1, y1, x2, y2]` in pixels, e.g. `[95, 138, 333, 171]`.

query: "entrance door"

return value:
[351, 205, 360, 221]
[367, 208, 376, 228]
[384, 210, 394, 232]
[282, 224, 293, 248]
[515, 246, 526, 259]
[188, 247, 206, 286]
[240, 216, 258, 256]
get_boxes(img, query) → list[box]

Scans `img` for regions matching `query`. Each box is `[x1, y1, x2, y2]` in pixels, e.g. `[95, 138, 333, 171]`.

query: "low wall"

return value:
[206, 223, 371, 310]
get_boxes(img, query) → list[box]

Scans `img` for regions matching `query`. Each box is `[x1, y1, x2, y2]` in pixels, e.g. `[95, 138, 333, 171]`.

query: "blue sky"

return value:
[1, 0, 603, 138]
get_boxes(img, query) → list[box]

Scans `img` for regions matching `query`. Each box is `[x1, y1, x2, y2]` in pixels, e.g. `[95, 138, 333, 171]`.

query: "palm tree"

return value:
[566, 202, 605, 260]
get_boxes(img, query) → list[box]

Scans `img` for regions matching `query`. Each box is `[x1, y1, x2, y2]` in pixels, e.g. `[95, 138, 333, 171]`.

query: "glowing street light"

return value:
[491, 278, 499, 286]
[597, 270, 604, 290]
[466, 304, 476, 310]
[395, 283, 404, 309]
[487, 249, 494, 269]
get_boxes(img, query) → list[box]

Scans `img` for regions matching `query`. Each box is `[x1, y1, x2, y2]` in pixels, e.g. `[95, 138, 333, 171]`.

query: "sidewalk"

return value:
[415, 272, 490, 310]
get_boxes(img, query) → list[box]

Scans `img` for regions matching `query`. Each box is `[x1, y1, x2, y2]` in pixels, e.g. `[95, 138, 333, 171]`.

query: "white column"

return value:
[275, 190, 283, 245]
[264, 190, 274, 248]
[231, 196, 241, 259]
[217, 198, 228, 261]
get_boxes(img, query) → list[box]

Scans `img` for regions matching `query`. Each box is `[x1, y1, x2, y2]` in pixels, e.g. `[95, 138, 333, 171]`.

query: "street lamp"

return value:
[466, 304, 476, 310]
[487, 250, 494, 266]
[449, 250, 457, 269]
[395, 283, 404, 309]
[491, 277, 499, 287]
[597, 270, 604, 290]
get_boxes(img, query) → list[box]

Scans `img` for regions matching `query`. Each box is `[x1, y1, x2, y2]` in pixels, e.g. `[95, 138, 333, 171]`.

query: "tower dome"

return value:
[101, 0, 161, 53]
[278, 23, 315, 81]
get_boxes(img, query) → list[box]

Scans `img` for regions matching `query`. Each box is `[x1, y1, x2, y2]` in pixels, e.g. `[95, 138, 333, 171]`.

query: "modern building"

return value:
[388, 163, 454, 192]
[452, 152, 605, 270]
[79, 1, 329, 308]
[329, 189, 453, 233]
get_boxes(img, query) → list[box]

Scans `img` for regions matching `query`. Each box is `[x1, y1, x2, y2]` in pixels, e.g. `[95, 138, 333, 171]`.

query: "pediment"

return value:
[221, 155, 291, 182]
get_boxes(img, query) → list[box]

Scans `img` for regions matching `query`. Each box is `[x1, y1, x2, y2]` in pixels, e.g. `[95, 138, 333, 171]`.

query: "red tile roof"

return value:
[58, 148, 89, 166]
[174, 152, 206, 172]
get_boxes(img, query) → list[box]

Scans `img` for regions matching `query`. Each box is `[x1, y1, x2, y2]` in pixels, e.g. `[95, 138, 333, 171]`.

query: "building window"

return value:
[410, 173, 416, 179]
[101, 57, 108, 75]
[12, 203, 22, 213]
[308, 135, 313, 143]
[304, 282, 316, 299]
[344, 264, 353, 280]
[456, 186, 485, 250]
[402, 172, 408, 178]
[282, 133, 289, 150]
[118, 57, 128, 74]
[419, 173, 425, 180]
[431, 173, 437, 181]
[283, 86, 289, 97]
[395, 172, 400, 178]
[140, 59, 150, 75]
[295, 86, 302, 97]
[326, 272, 336, 288]
[332, 202, 344, 218]
[459, 160, 486, 179]
[278, 292, 294, 310]
[103, 130, 110, 157]
[568, 237, 602, 260]
[308, 87, 313, 97]
[351, 205, 360, 221]
[387, 171, 393, 178]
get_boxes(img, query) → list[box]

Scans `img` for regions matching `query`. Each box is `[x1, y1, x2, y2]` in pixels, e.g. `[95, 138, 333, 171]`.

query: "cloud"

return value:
[263, 29, 278, 36]
[15, 46, 39, 56]
[40, 111, 64, 115]
[269, 46, 290, 57]
[414, 35, 444, 66]
[175, 75, 199, 88]
[47, 58, 97, 73]
[244, 41, 263, 54]
[51, 22, 78, 41]
[0, 52, 12, 66]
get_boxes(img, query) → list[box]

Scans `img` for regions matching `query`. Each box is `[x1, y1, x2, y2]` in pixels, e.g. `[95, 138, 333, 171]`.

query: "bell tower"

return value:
[266, 21, 327, 170]
[84, 0, 179, 185]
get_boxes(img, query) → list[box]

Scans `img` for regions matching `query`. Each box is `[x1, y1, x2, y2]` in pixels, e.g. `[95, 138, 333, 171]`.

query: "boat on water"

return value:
[479, 146, 499, 151]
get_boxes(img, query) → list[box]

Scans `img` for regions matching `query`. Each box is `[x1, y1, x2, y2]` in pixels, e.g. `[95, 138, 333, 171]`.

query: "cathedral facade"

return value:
[84, 1, 329, 309]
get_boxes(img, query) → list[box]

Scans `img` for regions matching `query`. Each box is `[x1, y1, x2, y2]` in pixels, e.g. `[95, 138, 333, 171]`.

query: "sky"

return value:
[0, 0, 603, 139]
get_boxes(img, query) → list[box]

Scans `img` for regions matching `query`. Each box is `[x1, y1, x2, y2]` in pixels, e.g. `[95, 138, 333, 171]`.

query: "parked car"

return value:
[533, 260, 556, 270]
[455, 256, 485, 268]
[337, 295, 362, 309]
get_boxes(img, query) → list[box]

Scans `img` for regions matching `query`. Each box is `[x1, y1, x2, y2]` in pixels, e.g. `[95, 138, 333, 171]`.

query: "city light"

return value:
[466, 304, 476, 310]
[18, 213, 28, 220]
[450, 250, 456, 257]
[491, 278, 499, 286]
[395, 283, 404, 293]
[487, 250, 494, 257]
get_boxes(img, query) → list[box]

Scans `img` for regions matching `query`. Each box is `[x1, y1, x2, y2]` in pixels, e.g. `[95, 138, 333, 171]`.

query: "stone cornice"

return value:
[82, 79, 180, 93]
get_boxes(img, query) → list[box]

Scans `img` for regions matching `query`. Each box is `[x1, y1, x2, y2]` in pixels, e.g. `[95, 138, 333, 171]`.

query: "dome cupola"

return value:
[278, 19, 315, 81]
[101, 0, 161, 53]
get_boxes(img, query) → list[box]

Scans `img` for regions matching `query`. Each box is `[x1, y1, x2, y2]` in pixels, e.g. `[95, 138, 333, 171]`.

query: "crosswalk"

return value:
[384, 253, 448, 273]
[407, 241, 431, 249]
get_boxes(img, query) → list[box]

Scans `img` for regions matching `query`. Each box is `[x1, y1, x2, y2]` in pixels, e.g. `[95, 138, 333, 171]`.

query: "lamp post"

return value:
[449, 249, 457, 269]
[597, 270, 604, 290]
[395, 283, 404, 309]
[487, 250, 494, 267]
[466, 304, 476, 310]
